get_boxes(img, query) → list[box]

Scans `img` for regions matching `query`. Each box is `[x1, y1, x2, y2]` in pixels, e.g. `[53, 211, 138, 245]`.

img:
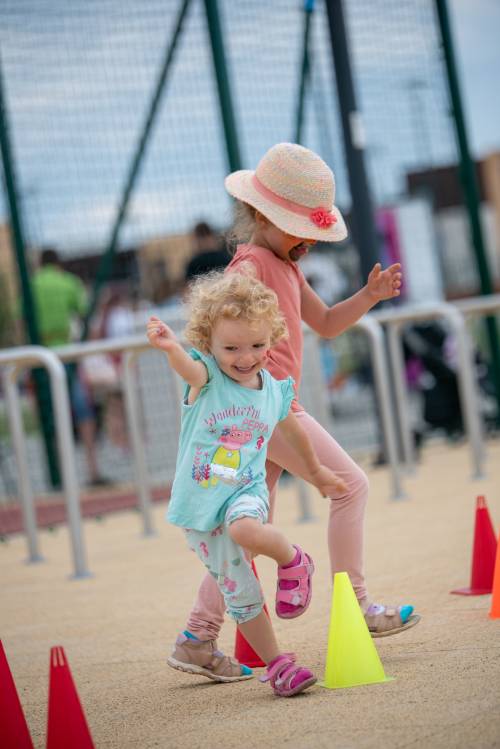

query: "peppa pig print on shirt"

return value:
[192, 419, 268, 488]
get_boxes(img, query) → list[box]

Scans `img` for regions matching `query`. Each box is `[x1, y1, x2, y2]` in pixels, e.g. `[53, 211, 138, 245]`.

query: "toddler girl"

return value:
[147, 270, 346, 697]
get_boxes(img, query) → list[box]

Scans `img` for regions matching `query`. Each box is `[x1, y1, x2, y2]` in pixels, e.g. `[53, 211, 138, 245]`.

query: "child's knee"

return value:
[329, 466, 368, 505]
[353, 467, 369, 501]
[228, 517, 259, 547]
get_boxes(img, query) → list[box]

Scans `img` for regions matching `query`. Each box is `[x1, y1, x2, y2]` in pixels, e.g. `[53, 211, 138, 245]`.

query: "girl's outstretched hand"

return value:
[146, 316, 178, 352]
[366, 262, 402, 302]
[310, 464, 348, 497]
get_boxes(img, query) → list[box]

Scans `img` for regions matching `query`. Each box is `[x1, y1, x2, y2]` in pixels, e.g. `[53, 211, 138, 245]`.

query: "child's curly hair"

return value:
[184, 267, 288, 354]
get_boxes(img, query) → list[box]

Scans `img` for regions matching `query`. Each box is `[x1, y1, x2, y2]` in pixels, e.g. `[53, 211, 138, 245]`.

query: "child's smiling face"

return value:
[210, 317, 271, 387]
[251, 214, 316, 263]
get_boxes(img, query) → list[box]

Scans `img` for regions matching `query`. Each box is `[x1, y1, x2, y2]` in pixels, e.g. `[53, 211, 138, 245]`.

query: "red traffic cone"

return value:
[234, 561, 269, 668]
[451, 496, 497, 595]
[46, 646, 95, 749]
[0, 640, 34, 749]
[489, 532, 500, 619]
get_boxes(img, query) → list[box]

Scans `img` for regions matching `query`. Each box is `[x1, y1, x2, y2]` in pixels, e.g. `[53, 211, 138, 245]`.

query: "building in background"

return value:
[406, 151, 500, 298]
[0, 223, 20, 346]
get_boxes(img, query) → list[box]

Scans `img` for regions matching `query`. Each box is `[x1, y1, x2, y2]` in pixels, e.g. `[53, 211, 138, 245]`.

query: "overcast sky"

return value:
[449, 0, 500, 156]
[0, 0, 498, 252]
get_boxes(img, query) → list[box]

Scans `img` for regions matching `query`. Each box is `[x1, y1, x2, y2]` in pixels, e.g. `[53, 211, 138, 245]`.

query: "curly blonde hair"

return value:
[184, 268, 288, 354]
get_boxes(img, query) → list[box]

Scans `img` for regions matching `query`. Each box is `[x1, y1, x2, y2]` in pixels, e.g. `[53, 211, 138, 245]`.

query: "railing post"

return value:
[44, 350, 91, 577]
[295, 478, 316, 523]
[355, 316, 405, 500]
[386, 322, 416, 473]
[3, 366, 43, 563]
[0, 346, 91, 578]
[445, 306, 484, 478]
[123, 351, 155, 537]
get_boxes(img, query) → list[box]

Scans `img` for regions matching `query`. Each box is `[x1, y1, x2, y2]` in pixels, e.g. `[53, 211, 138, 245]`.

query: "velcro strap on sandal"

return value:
[273, 662, 299, 689]
[209, 652, 238, 675]
[384, 606, 398, 617]
[365, 603, 398, 618]
[275, 588, 306, 606]
[277, 562, 313, 580]
[364, 603, 403, 634]
[259, 653, 297, 685]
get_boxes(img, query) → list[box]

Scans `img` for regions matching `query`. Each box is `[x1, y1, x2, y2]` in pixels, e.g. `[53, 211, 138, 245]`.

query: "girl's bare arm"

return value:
[301, 263, 402, 338]
[146, 316, 208, 388]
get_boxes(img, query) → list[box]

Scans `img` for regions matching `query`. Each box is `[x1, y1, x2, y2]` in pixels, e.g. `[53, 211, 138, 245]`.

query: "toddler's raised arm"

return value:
[146, 316, 207, 388]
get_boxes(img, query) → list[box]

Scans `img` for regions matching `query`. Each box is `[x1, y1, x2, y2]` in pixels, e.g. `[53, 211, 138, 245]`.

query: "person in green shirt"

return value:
[32, 248, 87, 347]
[32, 249, 108, 486]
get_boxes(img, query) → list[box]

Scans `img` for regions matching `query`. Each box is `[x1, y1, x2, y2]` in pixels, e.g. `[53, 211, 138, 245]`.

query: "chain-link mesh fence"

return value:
[0, 0, 495, 501]
[0, 0, 462, 251]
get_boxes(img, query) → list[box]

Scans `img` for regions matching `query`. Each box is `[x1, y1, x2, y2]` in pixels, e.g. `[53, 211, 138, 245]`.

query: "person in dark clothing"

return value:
[184, 222, 231, 282]
[403, 322, 462, 438]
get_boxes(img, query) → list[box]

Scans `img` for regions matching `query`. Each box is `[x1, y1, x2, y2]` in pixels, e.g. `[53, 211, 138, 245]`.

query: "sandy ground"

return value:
[1, 440, 500, 749]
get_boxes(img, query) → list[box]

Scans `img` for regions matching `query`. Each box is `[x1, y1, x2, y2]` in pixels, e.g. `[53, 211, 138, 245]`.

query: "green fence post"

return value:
[435, 0, 500, 423]
[203, 0, 242, 172]
[294, 0, 315, 144]
[0, 54, 60, 486]
[325, 0, 380, 278]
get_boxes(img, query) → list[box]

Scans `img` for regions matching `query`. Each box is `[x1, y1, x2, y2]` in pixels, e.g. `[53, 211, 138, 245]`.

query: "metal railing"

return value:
[354, 315, 404, 499]
[373, 302, 485, 479]
[54, 335, 159, 539]
[1, 321, 401, 576]
[454, 293, 500, 319]
[0, 346, 90, 578]
[3, 297, 493, 571]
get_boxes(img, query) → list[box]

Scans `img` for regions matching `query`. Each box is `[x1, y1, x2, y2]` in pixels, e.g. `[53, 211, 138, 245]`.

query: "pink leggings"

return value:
[186, 410, 369, 640]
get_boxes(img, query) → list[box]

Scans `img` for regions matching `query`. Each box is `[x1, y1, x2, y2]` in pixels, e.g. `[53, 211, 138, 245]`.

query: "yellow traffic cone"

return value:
[321, 572, 393, 689]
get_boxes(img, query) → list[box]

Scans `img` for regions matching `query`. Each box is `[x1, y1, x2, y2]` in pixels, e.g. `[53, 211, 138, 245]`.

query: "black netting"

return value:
[0, 0, 456, 255]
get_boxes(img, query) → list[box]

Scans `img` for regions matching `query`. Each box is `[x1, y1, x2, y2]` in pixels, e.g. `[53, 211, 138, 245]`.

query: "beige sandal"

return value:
[364, 604, 421, 638]
[167, 633, 253, 682]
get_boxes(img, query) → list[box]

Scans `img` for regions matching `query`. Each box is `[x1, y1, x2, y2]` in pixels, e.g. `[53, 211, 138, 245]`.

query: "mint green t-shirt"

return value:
[167, 349, 295, 532]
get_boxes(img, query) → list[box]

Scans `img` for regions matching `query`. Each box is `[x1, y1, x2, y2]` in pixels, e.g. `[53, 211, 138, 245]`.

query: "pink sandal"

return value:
[260, 654, 317, 697]
[275, 545, 314, 619]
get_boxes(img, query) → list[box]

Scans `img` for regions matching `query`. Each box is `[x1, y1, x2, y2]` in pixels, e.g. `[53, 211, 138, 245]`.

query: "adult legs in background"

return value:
[70, 368, 109, 487]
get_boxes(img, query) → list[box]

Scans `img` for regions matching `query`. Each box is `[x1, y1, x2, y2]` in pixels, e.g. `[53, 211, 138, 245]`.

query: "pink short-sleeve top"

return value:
[226, 244, 306, 412]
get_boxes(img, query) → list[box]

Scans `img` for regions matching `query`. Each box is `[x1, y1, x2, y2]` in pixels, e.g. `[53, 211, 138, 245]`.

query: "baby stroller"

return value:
[403, 322, 463, 439]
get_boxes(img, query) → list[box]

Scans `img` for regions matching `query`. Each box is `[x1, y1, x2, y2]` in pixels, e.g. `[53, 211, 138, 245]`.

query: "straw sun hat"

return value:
[224, 142, 347, 242]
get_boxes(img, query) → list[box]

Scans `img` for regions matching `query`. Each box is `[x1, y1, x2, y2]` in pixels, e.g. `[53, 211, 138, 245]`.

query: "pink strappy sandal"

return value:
[260, 654, 317, 697]
[275, 545, 314, 619]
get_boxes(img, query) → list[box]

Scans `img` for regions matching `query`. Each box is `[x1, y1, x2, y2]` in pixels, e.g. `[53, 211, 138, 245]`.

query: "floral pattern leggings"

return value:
[185, 493, 269, 624]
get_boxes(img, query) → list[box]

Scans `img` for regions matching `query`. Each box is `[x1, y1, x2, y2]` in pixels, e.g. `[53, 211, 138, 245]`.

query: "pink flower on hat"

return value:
[310, 207, 336, 228]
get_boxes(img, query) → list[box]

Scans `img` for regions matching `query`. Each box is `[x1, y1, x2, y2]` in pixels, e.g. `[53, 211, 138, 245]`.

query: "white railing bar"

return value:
[3, 365, 44, 563]
[387, 321, 417, 474]
[355, 315, 405, 499]
[0, 346, 90, 578]
[123, 350, 156, 537]
[453, 293, 500, 317]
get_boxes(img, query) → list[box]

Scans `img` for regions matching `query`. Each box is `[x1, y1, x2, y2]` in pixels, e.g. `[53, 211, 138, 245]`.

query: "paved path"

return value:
[1, 441, 500, 748]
